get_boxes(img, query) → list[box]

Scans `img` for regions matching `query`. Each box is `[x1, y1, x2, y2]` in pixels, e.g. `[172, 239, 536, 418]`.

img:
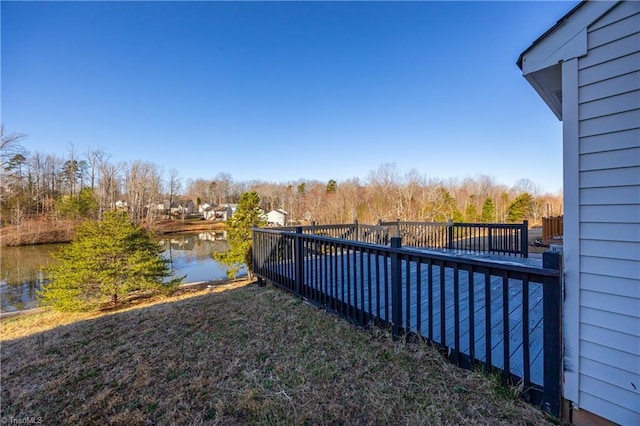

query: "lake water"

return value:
[0, 232, 243, 312]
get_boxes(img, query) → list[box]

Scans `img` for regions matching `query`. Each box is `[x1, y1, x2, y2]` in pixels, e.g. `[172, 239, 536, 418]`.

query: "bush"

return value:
[39, 211, 181, 311]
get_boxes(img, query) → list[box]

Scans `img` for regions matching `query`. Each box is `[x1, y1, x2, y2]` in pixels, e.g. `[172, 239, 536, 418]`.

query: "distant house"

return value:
[115, 200, 128, 211]
[518, 1, 639, 424]
[198, 202, 214, 213]
[202, 204, 217, 221]
[266, 209, 288, 227]
[148, 201, 167, 213]
[205, 203, 238, 221]
[170, 199, 195, 216]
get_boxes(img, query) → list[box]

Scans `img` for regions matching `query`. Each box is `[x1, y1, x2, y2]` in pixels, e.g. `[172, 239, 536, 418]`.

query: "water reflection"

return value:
[0, 244, 61, 312]
[1, 232, 239, 312]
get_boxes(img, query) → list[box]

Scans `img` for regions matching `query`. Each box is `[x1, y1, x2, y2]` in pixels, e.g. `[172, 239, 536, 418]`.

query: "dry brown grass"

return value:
[0, 217, 226, 247]
[0, 218, 78, 247]
[1, 281, 554, 425]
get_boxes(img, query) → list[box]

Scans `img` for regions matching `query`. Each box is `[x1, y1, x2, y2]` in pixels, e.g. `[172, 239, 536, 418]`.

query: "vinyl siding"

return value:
[576, 2, 640, 424]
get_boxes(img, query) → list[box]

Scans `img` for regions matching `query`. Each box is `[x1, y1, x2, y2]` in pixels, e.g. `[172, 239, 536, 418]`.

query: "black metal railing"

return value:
[253, 227, 561, 417]
[380, 220, 529, 258]
[279, 220, 529, 257]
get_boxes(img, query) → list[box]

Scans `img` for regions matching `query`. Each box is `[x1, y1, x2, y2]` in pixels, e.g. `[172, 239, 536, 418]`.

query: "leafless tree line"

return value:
[1, 128, 561, 227]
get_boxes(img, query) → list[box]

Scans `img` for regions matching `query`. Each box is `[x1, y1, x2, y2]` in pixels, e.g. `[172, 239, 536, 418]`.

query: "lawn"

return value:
[1, 281, 553, 425]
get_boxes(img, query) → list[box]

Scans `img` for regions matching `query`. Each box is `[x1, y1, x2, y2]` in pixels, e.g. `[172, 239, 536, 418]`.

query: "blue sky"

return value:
[2, 1, 576, 193]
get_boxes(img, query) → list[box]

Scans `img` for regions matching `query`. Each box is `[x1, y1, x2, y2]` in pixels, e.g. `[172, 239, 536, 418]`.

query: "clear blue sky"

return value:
[2, 1, 576, 194]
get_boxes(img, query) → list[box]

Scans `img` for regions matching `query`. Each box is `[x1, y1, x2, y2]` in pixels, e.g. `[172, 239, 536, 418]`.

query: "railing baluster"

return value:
[454, 263, 460, 365]
[485, 271, 492, 373]
[346, 244, 352, 318]
[340, 245, 346, 316]
[416, 259, 422, 336]
[428, 259, 433, 342]
[359, 250, 365, 325]
[502, 272, 511, 382]
[522, 275, 531, 400]
[391, 237, 402, 340]
[376, 249, 381, 321]
[440, 261, 446, 346]
[468, 266, 475, 365]
[406, 255, 411, 331]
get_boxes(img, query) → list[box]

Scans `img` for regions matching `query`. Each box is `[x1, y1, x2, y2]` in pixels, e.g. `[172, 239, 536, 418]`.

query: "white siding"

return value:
[576, 2, 640, 424]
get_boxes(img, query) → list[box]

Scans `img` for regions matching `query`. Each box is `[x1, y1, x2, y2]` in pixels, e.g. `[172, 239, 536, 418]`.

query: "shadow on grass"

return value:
[1, 282, 554, 425]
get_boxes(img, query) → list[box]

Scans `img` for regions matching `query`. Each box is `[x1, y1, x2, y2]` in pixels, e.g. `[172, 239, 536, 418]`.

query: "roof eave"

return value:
[517, 0, 620, 120]
[517, 1, 587, 71]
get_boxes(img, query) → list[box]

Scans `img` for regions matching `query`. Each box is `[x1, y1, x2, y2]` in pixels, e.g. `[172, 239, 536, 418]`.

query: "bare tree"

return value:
[123, 161, 163, 223]
[85, 146, 106, 190]
[167, 168, 182, 218]
[0, 125, 27, 169]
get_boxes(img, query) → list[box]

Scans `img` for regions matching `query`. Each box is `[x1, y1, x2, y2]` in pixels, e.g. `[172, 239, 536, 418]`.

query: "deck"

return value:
[267, 249, 547, 386]
[253, 226, 562, 416]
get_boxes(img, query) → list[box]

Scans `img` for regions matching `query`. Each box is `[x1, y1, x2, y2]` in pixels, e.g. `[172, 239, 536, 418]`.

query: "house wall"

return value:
[575, 2, 640, 423]
[266, 211, 286, 226]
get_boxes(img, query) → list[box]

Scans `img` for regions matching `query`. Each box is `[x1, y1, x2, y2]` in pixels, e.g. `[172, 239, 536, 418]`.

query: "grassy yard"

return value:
[1, 281, 554, 425]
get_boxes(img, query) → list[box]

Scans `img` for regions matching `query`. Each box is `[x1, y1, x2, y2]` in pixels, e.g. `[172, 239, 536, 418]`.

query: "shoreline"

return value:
[0, 276, 249, 319]
[0, 217, 226, 247]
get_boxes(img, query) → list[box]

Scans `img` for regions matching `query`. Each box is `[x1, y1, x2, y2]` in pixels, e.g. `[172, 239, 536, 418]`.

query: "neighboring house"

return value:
[115, 200, 128, 211]
[202, 204, 217, 221]
[518, 1, 639, 424]
[147, 201, 167, 213]
[170, 199, 195, 216]
[149, 199, 195, 216]
[198, 202, 214, 213]
[266, 209, 288, 226]
[207, 203, 238, 221]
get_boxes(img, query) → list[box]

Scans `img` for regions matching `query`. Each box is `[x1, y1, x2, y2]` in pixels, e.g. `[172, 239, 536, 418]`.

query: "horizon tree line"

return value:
[1, 127, 562, 228]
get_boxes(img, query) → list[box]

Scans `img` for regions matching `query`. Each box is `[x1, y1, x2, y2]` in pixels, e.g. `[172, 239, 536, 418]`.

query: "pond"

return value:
[0, 232, 243, 313]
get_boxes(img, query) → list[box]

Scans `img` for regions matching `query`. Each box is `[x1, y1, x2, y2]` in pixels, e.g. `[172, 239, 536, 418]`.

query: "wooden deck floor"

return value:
[269, 251, 545, 386]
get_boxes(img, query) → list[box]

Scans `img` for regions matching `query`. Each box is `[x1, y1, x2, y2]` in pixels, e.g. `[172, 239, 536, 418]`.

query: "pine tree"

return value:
[465, 203, 479, 223]
[480, 197, 496, 223]
[39, 211, 180, 312]
[214, 191, 266, 279]
[507, 192, 534, 223]
[326, 179, 337, 193]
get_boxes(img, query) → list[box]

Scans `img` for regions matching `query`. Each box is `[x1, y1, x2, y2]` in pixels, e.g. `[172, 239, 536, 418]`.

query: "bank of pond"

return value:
[0, 232, 243, 312]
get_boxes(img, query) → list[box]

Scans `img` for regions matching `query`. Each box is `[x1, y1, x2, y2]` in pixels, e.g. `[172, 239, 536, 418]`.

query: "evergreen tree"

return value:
[57, 187, 99, 219]
[507, 192, 534, 223]
[214, 191, 266, 279]
[465, 203, 479, 223]
[39, 211, 180, 311]
[480, 197, 496, 223]
[326, 179, 337, 193]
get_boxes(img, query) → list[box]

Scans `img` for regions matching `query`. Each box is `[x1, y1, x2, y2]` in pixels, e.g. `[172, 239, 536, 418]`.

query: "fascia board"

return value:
[520, 1, 618, 75]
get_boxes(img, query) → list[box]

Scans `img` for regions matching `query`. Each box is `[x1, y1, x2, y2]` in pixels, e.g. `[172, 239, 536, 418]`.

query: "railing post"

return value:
[390, 237, 402, 341]
[311, 221, 316, 235]
[354, 218, 359, 242]
[488, 225, 493, 254]
[522, 220, 529, 258]
[447, 219, 454, 250]
[295, 226, 304, 295]
[542, 250, 562, 417]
